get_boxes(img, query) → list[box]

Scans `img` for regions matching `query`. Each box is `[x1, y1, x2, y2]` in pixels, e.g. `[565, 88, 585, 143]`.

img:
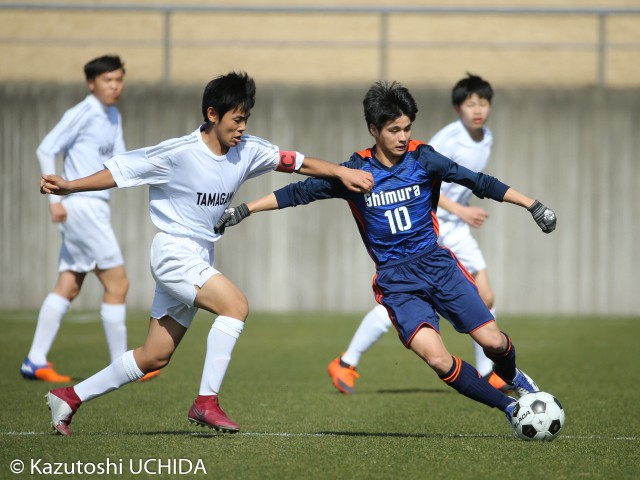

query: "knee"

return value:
[111, 276, 130, 298]
[135, 348, 172, 373]
[482, 330, 507, 353]
[216, 297, 250, 321]
[54, 284, 81, 302]
[224, 302, 249, 321]
[417, 352, 453, 376]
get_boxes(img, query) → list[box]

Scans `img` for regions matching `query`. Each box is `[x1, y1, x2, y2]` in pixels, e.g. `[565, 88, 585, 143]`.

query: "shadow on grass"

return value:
[374, 388, 452, 395]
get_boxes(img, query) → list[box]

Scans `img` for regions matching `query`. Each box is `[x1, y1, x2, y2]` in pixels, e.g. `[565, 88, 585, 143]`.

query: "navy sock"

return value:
[483, 332, 516, 383]
[440, 356, 513, 411]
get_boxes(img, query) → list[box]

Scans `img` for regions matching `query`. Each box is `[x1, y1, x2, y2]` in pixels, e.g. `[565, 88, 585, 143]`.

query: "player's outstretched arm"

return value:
[214, 193, 278, 234]
[298, 157, 373, 194]
[502, 187, 557, 233]
[40, 168, 117, 196]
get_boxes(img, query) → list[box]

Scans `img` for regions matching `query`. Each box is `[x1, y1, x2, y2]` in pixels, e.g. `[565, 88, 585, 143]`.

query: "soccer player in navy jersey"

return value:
[215, 80, 557, 425]
[328, 74, 510, 395]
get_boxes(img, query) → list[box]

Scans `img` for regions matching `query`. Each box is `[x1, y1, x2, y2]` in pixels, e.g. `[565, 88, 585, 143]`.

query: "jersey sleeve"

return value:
[418, 144, 509, 201]
[273, 156, 358, 208]
[242, 136, 304, 180]
[37, 105, 88, 162]
[104, 147, 172, 188]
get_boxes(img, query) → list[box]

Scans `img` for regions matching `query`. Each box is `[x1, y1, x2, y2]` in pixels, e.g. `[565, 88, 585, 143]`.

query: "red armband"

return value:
[276, 150, 297, 173]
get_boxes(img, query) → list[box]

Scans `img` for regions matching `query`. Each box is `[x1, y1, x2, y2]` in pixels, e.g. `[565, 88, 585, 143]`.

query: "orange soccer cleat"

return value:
[138, 370, 161, 382]
[21, 358, 71, 383]
[328, 356, 360, 394]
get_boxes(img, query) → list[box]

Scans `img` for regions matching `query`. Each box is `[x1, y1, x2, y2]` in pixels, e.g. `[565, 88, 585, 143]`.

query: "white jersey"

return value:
[105, 126, 304, 242]
[37, 94, 126, 202]
[430, 119, 493, 225]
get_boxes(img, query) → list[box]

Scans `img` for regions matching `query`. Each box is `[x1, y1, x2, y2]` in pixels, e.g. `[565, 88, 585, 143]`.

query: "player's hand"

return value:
[528, 200, 556, 233]
[214, 203, 250, 235]
[338, 168, 374, 194]
[40, 174, 72, 196]
[49, 203, 67, 223]
[460, 205, 488, 228]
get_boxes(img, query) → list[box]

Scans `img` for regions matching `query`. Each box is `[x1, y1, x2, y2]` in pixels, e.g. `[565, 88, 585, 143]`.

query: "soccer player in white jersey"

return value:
[39, 71, 374, 436]
[327, 74, 509, 394]
[20, 55, 131, 383]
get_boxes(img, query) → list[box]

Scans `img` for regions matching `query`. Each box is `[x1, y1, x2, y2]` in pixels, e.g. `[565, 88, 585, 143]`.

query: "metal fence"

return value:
[2, 4, 640, 87]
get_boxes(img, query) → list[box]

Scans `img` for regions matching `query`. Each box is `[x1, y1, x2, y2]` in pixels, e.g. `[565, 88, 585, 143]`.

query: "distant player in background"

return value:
[327, 74, 509, 394]
[21, 55, 131, 383]
[39, 71, 374, 436]
[216, 80, 557, 427]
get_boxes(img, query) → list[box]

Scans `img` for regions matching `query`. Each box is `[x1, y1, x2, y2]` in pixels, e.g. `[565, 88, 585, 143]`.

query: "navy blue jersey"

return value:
[275, 140, 509, 266]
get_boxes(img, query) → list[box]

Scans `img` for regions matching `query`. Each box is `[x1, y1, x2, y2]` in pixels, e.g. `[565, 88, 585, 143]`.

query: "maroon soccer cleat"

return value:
[45, 387, 82, 436]
[188, 395, 240, 433]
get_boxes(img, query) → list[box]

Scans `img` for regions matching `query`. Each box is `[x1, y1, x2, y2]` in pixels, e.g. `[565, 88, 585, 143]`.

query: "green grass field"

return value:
[1, 310, 639, 479]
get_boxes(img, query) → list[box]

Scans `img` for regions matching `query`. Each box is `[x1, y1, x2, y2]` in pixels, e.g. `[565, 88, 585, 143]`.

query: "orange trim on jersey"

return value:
[442, 356, 462, 383]
[356, 147, 373, 159]
[431, 211, 440, 238]
[356, 140, 424, 160]
[407, 139, 425, 152]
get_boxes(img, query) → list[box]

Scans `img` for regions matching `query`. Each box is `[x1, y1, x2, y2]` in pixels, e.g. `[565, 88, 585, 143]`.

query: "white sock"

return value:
[74, 350, 143, 402]
[342, 304, 392, 367]
[27, 293, 70, 365]
[473, 307, 497, 377]
[198, 316, 244, 396]
[101, 303, 127, 362]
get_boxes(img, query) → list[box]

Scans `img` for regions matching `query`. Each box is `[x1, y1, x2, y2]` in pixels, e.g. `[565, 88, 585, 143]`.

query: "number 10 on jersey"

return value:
[384, 206, 412, 234]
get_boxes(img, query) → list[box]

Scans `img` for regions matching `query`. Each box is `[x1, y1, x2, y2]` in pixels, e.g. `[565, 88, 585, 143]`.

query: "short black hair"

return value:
[363, 81, 418, 131]
[451, 73, 493, 106]
[201, 72, 256, 123]
[84, 55, 125, 81]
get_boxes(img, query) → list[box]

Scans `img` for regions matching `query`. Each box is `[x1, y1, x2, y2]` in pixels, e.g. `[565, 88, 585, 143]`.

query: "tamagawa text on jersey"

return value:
[196, 191, 234, 207]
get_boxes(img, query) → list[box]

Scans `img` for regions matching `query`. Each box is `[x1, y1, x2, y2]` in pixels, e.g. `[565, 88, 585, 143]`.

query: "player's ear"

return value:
[206, 106, 218, 124]
[368, 124, 378, 137]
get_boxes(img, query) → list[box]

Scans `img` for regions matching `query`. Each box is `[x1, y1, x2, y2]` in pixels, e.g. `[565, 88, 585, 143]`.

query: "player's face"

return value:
[88, 69, 125, 106]
[371, 114, 412, 164]
[215, 107, 250, 149]
[456, 93, 491, 135]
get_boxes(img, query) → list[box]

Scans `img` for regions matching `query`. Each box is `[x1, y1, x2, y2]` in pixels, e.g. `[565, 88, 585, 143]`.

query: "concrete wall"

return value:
[2, 3, 640, 88]
[1, 83, 638, 315]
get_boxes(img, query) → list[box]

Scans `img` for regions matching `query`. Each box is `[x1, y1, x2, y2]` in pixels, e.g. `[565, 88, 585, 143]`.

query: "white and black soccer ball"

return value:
[510, 391, 565, 442]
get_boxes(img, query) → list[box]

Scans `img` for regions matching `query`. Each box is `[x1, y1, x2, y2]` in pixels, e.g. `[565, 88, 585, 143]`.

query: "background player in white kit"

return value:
[21, 55, 131, 383]
[328, 74, 509, 394]
[39, 71, 374, 436]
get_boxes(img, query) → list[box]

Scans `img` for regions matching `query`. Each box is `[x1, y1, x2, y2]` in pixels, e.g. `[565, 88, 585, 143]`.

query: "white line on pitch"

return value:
[1, 431, 637, 441]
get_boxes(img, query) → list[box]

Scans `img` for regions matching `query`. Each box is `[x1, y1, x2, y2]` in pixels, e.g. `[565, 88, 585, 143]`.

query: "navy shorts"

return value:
[372, 245, 494, 348]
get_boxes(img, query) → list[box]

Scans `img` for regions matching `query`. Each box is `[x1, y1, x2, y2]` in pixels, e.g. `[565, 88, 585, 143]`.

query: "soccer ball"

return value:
[509, 391, 565, 442]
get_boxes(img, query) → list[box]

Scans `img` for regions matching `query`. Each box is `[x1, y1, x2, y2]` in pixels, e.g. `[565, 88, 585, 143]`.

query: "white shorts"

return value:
[149, 232, 219, 328]
[58, 195, 124, 273]
[438, 221, 486, 275]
